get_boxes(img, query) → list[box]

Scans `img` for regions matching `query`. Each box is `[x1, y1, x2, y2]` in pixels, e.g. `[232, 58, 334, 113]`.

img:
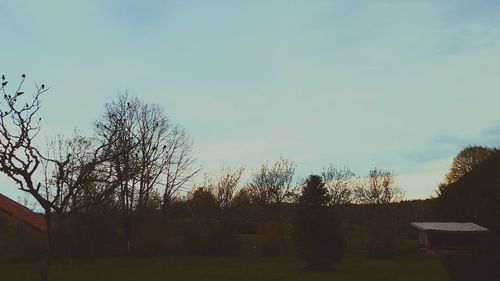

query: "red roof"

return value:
[0, 193, 47, 232]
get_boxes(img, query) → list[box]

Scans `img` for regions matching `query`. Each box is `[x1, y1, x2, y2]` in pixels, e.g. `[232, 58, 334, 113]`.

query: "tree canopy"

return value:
[437, 148, 500, 280]
[442, 145, 495, 186]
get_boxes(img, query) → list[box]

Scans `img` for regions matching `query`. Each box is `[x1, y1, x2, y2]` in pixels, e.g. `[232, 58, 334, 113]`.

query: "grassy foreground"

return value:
[0, 255, 447, 281]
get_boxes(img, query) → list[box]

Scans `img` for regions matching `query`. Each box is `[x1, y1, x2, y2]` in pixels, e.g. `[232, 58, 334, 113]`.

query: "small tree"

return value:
[293, 175, 344, 270]
[182, 167, 245, 256]
[183, 186, 239, 256]
[206, 167, 245, 212]
[248, 157, 296, 255]
[354, 168, 403, 205]
[321, 164, 355, 205]
[354, 168, 403, 258]
[248, 157, 296, 215]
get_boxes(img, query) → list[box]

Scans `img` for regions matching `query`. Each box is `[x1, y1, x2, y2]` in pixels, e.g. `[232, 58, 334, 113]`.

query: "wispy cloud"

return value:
[2, 1, 500, 199]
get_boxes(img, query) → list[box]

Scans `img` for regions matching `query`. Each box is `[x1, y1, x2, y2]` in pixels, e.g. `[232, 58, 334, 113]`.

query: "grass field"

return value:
[0, 235, 450, 281]
[0, 254, 448, 281]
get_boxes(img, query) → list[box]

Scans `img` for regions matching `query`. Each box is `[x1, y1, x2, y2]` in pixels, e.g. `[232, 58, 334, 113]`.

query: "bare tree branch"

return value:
[248, 157, 297, 210]
[321, 164, 355, 205]
[354, 168, 404, 205]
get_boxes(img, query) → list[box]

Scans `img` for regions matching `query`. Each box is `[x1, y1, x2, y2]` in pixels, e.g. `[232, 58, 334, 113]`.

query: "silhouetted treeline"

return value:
[436, 148, 500, 281]
[17, 194, 435, 259]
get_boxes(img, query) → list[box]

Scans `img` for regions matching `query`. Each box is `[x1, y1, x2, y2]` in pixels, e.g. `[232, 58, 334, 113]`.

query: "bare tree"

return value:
[95, 94, 199, 253]
[354, 168, 404, 205]
[0, 74, 50, 212]
[42, 133, 131, 215]
[247, 157, 296, 254]
[200, 167, 245, 211]
[41, 132, 133, 253]
[248, 157, 296, 215]
[321, 164, 355, 205]
[161, 125, 199, 208]
[353, 168, 404, 258]
[134, 101, 174, 209]
[96, 94, 199, 209]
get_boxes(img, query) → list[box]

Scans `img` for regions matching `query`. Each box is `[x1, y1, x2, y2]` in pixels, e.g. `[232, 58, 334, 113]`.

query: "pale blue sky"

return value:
[2, 0, 500, 201]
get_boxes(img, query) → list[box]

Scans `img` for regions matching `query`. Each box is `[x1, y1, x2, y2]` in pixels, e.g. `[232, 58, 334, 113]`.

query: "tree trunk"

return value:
[40, 208, 52, 281]
[40, 258, 49, 281]
[124, 213, 132, 256]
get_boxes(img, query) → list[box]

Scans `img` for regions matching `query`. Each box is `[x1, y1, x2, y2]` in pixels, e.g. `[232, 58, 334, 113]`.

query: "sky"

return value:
[1, 0, 500, 201]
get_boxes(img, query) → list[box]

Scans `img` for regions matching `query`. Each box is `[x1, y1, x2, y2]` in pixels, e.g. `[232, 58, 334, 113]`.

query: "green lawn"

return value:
[0, 254, 447, 281]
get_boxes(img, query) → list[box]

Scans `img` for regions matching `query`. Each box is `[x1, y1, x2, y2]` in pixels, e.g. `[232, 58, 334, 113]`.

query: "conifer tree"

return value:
[293, 175, 344, 270]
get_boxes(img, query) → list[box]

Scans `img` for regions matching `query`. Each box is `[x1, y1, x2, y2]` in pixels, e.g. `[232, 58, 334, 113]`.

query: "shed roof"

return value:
[411, 222, 488, 232]
[0, 193, 47, 232]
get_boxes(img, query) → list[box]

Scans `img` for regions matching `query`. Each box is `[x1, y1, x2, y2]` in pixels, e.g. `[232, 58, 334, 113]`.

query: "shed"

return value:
[411, 222, 488, 256]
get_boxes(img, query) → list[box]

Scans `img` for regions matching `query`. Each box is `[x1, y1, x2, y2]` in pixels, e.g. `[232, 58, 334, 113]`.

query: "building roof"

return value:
[0, 193, 47, 232]
[411, 222, 489, 232]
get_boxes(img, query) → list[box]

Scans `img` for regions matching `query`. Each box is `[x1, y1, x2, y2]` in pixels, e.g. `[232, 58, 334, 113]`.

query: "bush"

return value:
[131, 220, 172, 256]
[63, 204, 122, 257]
[363, 214, 398, 258]
[256, 222, 285, 256]
[180, 218, 239, 256]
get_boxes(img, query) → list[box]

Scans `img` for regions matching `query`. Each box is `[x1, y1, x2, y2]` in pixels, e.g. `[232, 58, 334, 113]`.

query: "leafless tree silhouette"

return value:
[198, 167, 245, 211]
[95, 93, 199, 254]
[321, 164, 355, 205]
[354, 168, 403, 204]
[248, 157, 297, 211]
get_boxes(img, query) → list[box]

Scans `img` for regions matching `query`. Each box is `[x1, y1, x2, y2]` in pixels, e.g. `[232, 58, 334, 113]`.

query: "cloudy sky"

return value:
[2, 0, 500, 201]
